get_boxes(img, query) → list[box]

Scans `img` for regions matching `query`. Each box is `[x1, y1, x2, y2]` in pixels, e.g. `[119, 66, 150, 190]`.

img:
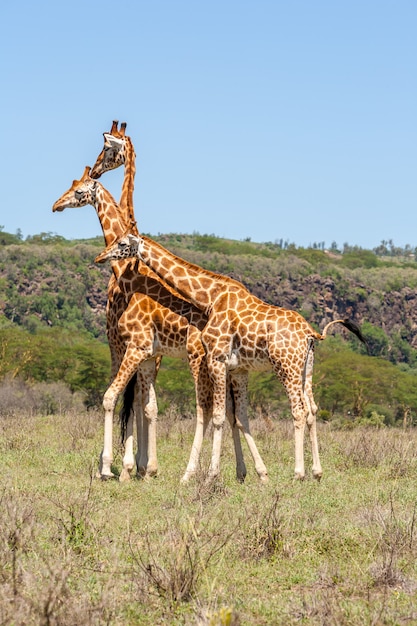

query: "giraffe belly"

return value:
[152, 337, 188, 359]
[227, 349, 271, 372]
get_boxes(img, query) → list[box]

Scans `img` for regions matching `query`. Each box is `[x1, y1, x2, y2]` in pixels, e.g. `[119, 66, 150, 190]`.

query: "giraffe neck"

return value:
[139, 235, 240, 313]
[119, 137, 139, 236]
[94, 186, 133, 282]
[93, 185, 130, 244]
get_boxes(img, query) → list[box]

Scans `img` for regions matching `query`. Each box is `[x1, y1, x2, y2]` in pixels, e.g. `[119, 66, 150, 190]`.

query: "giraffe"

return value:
[52, 165, 249, 483]
[89, 121, 161, 480]
[95, 232, 368, 482]
[90, 120, 158, 481]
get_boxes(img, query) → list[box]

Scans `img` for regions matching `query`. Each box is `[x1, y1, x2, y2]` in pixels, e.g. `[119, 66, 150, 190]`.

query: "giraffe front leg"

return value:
[99, 400, 115, 479]
[140, 359, 159, 479]
[101, 344, 148, 481]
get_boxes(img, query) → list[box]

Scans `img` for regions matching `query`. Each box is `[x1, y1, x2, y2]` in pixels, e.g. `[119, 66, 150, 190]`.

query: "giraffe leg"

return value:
[272, 360, 309, 480]
[98, 342, 122, 479]
[206, 359, 228, 483]
[304, 348, 322, 480]
[120, 408, 135, 482]
[181, 405, 210, 483]
[118, 374, 141, 482]
[181, 349, 211, 482]
[134, 378, 148, 477]
[100, 344, 149, 480]
[226, 381, 247, 483]
[99, 404, 115, 479]
[289, 391, 309, 480]
[140, 359, 159, 479]
[231, 372, 268, 483]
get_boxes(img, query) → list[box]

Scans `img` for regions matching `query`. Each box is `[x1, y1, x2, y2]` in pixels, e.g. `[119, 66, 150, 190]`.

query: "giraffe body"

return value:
[96, 233, 367, 481]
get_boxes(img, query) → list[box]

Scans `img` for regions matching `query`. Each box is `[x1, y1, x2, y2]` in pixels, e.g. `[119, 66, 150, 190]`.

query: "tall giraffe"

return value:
[90, 120, 157, 481]
[52, 165, 250, 483]
[95, 232, 367, 482]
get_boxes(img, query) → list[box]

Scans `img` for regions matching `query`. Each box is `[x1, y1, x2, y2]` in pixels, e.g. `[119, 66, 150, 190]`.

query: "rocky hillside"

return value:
[1, 232, 417, 365]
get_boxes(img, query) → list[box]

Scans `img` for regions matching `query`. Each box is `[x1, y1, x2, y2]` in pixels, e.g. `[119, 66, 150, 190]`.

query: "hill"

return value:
[1, 230, 417, 423]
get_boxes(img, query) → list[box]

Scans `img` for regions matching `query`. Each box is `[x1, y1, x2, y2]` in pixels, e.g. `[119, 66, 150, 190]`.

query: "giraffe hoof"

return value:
[313, 470, 322, 482]
[100, 472, 115, 481]
[294, 472, 305, 481]
[119, 469, 132, 482]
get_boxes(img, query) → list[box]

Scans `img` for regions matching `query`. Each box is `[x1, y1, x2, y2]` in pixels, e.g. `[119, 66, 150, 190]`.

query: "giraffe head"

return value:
[52, 166, 98, 212]
[95, 233, 143, 264]
[90, 120, 129, 179]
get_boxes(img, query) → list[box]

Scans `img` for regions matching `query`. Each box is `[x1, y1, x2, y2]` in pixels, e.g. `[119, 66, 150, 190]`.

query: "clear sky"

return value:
[1, 0, 416, 249]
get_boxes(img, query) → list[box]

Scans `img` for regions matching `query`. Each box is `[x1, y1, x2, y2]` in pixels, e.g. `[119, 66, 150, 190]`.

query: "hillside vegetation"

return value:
[1, 229, 417, 424]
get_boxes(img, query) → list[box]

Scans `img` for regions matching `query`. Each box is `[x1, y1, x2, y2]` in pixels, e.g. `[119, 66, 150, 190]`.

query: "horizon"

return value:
[2, 224, 416, 255]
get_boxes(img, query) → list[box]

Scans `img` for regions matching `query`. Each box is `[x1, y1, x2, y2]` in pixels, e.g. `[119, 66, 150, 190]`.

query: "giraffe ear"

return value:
[127, 233, 138, 245]
[103, 134, 124, 148]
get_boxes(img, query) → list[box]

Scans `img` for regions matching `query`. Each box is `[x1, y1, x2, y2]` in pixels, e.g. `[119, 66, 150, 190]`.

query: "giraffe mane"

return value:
[141, 235, 247, 291]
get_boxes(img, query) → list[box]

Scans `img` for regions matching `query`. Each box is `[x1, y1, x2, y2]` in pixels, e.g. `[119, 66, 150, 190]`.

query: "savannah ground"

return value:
[1, 408, 417, 625]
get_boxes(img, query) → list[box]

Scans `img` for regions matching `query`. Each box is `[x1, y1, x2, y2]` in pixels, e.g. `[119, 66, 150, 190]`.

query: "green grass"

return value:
[1, 410, 417, 625]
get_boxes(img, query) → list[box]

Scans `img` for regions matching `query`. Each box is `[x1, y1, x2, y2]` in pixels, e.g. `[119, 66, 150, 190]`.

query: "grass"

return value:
[1, 409, 417, 625]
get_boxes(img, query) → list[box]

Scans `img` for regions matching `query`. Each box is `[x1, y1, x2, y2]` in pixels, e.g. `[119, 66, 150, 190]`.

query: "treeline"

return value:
[2, 229, 417, 424]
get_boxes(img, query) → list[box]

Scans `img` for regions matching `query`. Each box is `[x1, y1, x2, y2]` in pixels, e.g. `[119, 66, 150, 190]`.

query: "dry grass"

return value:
[1, 409, 417, 624]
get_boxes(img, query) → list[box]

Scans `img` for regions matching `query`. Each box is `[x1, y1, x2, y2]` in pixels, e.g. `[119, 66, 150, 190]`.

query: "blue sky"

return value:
[1, 0, 416, 249]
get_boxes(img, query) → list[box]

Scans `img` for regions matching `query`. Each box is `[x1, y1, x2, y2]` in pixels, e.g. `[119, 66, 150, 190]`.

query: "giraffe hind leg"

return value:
[231, 372, 268, 483]
[303, 347, 322, 480]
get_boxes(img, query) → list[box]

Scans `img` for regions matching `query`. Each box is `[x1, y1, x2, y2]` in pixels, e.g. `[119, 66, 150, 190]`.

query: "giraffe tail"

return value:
[119, 374, 137, 443]
[321, 318, 369, 353]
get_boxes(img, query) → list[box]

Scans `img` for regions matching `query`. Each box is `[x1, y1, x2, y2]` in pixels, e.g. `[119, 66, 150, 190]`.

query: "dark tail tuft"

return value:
[340, 319, 370, 354]
[119, 374, 137, 443]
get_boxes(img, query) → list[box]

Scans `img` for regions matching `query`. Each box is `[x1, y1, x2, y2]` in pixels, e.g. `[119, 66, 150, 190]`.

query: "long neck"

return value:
[94, 186, 133, 282]
[140, 235, 235, 313]
[93, 185, 130, 245]
[119, 137, 139, 236]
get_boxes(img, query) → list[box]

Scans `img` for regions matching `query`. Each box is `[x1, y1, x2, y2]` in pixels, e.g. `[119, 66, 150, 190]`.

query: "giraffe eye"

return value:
[75, 190, 84, 200]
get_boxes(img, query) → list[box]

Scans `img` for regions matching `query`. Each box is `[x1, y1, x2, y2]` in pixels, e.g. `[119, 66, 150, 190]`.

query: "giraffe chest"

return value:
[117, 298, 192, 358]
